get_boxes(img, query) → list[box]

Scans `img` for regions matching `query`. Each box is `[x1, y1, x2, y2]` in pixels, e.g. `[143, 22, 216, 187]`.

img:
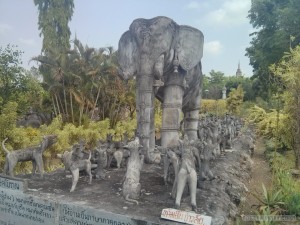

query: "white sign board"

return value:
[161, 208, 211, 225]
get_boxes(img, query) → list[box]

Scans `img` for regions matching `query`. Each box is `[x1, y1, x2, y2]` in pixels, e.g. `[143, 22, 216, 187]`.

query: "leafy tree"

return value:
[246, 0, 300, 98]
[33, 38, 135, 127]
[0, 45, 23, 107]
[0, 45, 45, 113]
[203, 70, 225, 99]
[34, 0, 74, 54]
[270, 45, 300, 169]
[33, 0, 75, 123]
[226, 85, 244, 114]
[225, 76, 255, 101]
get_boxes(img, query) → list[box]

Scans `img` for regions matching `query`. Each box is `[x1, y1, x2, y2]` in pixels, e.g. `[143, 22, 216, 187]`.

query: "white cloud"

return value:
[205, 0, 251, 26]
[0, 23, 13, 34]
[19, 38, 35, 46]
[185, 1, 200, 9]
[204, 40, 223, 55]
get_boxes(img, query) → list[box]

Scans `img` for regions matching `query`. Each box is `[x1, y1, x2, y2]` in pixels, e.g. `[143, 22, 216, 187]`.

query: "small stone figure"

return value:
[57, 144, 92, 192]
[122, 137, 144, 204]
[92, 141, 108, 179]
[175, 135, 198, 212]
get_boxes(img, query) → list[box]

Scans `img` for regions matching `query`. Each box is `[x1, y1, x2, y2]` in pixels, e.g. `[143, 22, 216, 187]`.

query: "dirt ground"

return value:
[237, 138, 273, 224]
[19, 162, 180, 223]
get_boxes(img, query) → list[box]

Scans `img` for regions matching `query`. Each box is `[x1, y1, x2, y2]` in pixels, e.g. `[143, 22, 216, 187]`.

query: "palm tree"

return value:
[33, 38, 135, 127]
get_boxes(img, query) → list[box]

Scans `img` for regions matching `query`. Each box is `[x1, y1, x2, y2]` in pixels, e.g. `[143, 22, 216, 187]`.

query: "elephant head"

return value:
[118, 16, 203, 81]
[118, 16, 204, 163]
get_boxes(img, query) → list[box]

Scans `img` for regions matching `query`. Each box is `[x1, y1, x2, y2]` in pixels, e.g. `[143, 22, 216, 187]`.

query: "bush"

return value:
[200, 99, 227, 116]
[264, 142, 300, 216]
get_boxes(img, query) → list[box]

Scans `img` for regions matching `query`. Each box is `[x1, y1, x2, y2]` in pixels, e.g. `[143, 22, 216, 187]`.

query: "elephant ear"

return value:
[177, 25, 204, 71]
[118, 31, 138, 80]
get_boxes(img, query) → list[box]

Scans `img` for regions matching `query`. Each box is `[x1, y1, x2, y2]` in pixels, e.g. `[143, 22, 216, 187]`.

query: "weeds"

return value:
[250, 184, 286, 215]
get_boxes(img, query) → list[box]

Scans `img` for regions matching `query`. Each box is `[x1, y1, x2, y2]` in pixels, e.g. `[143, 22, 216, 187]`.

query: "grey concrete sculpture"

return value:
[118, 16, 204, 162]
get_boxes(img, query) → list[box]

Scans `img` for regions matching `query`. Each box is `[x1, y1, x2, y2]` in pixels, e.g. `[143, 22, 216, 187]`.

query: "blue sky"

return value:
[0, 0, 253, 76]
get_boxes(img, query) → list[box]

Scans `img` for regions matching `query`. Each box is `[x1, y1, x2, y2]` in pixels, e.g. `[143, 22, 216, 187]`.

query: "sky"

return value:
[0, 0, 254, 77]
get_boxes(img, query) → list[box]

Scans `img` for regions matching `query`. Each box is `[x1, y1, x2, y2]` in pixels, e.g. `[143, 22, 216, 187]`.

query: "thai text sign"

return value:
[0, 175, 158, 225]
[161, 208, 211, 225]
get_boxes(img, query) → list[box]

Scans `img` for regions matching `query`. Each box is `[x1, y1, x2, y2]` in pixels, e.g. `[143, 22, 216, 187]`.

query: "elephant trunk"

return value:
[136, 55, 156, 163]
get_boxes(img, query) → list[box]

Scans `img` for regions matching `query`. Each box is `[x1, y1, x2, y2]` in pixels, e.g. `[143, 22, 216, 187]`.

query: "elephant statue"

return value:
[118, 16, 204, 163]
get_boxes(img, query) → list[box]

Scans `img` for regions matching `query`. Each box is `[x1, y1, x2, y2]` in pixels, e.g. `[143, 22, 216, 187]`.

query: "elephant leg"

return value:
[183, 63, 202, 141]
[184, 109, 200, 141]
[161, 72, 184, 148]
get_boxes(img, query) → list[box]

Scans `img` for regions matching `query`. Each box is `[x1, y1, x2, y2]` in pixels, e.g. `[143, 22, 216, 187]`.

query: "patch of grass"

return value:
[263, 140, 300, 216]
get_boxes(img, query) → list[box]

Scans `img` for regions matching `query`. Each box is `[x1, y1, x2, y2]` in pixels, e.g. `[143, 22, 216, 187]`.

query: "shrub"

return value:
[200, 99, 227, 116]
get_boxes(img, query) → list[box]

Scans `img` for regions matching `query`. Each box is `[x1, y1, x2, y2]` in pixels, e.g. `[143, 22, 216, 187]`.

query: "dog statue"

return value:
[175, 135, 198, 212]
[122, 137, 144, 204]
[57, 144, 92, 192]
[1, 135, 57, 178]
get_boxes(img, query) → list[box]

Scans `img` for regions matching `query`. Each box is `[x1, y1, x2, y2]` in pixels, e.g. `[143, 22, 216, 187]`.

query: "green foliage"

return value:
[202, 70, 225, 99]
[226, 85, 244, 114]
[0, 111, 139, 174]
[253, 207, 280, 225]
[0, 102, 18, 139]
[0, 45, 45, 114]
[34, 0, 74, 53]
[246, 0, 300, 98]
[225, 76, 255, 101]
[248, 105, 291, 150]
[265, 149, 300, 216]
[200, 99, 227, 116]
[270, 45, 300, 168]
[251, 184, 286, 215]
[287, 193, 300, 216]
[33, 37, 134, 127]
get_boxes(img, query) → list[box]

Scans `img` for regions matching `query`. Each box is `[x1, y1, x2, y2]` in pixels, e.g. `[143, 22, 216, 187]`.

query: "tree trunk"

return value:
[91, 85, 101, 120]
[51, 96, 58, 117]
[70, 92, 74, 124]
[63, 88, 68, 121]
[57, 94, 65, 117]
[79, 105, 84, 126]
[54, 94, 61, 115]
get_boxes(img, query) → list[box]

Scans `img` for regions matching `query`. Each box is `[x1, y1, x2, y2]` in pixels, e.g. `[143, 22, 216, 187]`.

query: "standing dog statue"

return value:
[122, 137, 144, 204]
[57, 144, 92, 192]
[1, 135, 57, 178]
[175, 135, 198, 212]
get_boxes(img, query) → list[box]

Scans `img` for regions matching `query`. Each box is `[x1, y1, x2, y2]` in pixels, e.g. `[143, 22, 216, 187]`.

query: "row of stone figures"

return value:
[55, 113, 249, 212]
[1, 114, 253, 213]
[197, 113, 245, 156]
